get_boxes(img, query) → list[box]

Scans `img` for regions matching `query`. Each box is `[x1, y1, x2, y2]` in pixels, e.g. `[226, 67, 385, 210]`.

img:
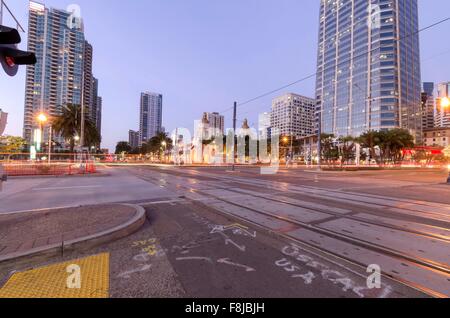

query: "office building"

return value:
[204, 112, 225, 135]
[315, 0, 422, 141]
[139, 92, 163, 145]
[271, 93, 315, 138]
[129, 130, 140, 149]
[423, 128, 450, 148]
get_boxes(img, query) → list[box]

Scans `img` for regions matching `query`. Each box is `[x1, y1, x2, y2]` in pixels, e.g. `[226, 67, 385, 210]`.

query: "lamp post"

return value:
[36, 113, 47, 156]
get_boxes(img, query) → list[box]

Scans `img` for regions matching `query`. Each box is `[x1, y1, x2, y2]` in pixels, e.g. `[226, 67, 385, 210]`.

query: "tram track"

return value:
[127, 167, 450, 298]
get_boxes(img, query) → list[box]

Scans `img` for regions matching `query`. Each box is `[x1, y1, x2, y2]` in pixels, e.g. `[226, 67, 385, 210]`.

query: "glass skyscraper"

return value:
[139, 92, 163, 146]
[315, 0, 422, 141]
[23, 1, 96, 146]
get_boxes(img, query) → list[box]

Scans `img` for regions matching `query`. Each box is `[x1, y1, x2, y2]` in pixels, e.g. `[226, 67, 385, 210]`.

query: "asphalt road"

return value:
[1, 165, 449, 298]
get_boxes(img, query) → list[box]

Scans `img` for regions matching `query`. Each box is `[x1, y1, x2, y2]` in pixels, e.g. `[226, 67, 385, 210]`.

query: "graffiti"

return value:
[278, 243, 392, 298]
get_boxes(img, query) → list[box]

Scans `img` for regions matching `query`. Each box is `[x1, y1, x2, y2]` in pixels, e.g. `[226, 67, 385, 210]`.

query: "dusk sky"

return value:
[1, 0, 450, 151]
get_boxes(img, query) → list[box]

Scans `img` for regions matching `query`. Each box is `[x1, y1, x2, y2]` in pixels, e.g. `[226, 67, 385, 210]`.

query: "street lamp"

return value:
[36, 113, 48, 154]
[441, 97, 450, 108]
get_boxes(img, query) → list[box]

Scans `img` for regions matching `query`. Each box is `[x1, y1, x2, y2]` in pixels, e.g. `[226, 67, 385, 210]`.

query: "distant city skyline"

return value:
[1, 0, 450, 150]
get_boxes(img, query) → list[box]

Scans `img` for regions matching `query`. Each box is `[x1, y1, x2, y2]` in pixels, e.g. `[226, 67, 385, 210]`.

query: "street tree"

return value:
[52, 104, 101, 152]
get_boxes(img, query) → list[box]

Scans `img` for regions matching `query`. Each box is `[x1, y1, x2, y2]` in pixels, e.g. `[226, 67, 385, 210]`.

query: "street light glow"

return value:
[37, 113, 48, 123]
[441, 97, 450, 108]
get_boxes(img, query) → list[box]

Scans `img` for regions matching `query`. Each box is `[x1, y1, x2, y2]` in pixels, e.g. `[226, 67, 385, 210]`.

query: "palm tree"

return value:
[52, 104, 101, 152]
[357, 131, 381, 164]
[147, 132, 173, 161]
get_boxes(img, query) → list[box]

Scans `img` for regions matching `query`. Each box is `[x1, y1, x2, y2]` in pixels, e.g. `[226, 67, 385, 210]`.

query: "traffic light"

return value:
[0, 25, 36, 76]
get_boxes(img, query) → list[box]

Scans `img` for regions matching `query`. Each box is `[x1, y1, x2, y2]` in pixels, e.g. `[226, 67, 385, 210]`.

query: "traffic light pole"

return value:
[232, 101, 237, 172]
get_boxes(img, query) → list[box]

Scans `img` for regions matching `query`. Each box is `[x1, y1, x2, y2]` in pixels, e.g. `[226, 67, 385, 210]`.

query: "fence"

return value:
[2, 161, 96, 177]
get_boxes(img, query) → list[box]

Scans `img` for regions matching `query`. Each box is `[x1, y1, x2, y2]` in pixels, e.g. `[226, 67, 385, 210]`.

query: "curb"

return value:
[0, 204, 146, 264]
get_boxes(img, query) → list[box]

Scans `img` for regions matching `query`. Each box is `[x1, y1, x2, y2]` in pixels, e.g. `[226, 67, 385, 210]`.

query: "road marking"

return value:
[32, 185, 102, 191]
[117, 264, 152, 279]
[217, 258, 256, 272]
[176, 257, 213, 263]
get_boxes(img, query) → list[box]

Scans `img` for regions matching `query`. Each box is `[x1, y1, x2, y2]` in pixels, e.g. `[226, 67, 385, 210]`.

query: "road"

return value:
[1, 165, 449, 298]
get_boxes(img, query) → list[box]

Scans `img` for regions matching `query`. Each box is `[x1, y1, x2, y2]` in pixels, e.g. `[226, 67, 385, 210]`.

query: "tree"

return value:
[0, 136, 27, 153]
[357, 131, 381, 164]
[147, 132, 173, 161]
[115, 141, 132, 154]
[321, 134, 339, 165]
[52, 104, 101, 152]
[338, 136, 356, 167]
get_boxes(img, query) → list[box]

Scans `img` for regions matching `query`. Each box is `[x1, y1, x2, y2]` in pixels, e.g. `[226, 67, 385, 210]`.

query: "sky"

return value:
[1, 0, 450, 151]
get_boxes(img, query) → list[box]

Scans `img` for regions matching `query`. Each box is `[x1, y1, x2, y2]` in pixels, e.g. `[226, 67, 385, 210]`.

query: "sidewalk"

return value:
[0, 204, 145, 263]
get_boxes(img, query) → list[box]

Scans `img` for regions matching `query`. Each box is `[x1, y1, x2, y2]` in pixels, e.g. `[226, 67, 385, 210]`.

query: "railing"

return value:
[1, 160, 96, 177]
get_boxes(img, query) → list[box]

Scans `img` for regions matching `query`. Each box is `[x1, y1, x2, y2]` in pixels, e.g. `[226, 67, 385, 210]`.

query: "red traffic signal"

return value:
[0, 25, 36, 77]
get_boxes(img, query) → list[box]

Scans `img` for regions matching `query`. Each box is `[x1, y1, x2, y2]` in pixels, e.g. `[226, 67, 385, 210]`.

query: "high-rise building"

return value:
[436, 82, 450, 127]
[129, 130, 140, 149]
[315, 0, 422, 141]
[23, 1, 98, 147]
[96, 96, 103, 139]
[139, 92, 163, 145]
[258, 112, 271, 140]
[271, 93, 315, 138]
[204, 112, 225, 135]
[421, 82, 435, 130]
[0, 109, 7, 136]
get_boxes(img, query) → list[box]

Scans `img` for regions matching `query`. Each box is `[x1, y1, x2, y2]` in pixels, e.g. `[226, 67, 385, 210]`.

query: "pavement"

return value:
[0, 166, 177, 214]
[0, 165, 449, 298]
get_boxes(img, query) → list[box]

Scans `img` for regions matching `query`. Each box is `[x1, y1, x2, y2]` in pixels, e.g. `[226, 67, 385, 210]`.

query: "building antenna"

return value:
[0, 0, 26, 32]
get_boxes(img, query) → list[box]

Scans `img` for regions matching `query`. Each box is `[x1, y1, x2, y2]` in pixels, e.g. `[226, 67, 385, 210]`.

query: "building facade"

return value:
[315, 0, 422, 141]
[271, 93, 315, 138]
[423, 128, 450, 148]
[129, 130, 140, 149]
[421, 82, 435, 130]
[436, 82, 450, 127]
[24, 1, 98, 147]
[139, 92, 163, 146]
[258, 112, 271, 140]
[204, 112, 225, 135]
[0, 109, 7, 136]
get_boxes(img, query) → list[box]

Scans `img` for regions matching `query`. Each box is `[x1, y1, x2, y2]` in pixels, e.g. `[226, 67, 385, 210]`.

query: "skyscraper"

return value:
[23, 1, 98, 147]
[129, 130, 139, 149]
[271, 93, 315, 138]
[315, 0, 422, 141]
[204, 112, 225, 135]
[139, 92, 163, 146]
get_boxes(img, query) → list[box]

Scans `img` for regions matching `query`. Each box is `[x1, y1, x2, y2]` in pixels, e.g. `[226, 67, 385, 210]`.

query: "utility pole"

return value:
[232, 101, 237, 171]
[317, 110, 322, 170]
[80, 70, 85, 150]
[48, 125, 52, 164]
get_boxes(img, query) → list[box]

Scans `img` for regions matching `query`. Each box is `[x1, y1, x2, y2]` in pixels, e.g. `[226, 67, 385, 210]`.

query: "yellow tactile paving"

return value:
[0, 253, 109, 298]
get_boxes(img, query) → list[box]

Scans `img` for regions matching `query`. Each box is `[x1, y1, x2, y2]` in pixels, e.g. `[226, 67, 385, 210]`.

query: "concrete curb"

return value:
[0, 204, 146, 264]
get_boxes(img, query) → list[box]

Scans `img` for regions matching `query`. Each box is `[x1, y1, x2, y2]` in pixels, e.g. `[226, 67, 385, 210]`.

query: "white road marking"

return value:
[217, 258, 256, 272]
[176, 257, 213, 263]
[32, 185, 101, 191]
